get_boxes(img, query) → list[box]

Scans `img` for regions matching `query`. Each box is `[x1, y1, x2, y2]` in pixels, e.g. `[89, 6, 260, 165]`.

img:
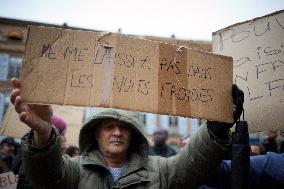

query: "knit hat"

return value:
[51, 115, 67, 135]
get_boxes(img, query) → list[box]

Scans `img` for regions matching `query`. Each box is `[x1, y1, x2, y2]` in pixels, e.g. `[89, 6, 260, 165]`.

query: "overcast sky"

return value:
[0, 0, 283, 41]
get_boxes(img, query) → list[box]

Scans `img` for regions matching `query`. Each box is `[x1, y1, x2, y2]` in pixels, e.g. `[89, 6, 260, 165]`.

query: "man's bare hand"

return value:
[10, 78, 53, 147]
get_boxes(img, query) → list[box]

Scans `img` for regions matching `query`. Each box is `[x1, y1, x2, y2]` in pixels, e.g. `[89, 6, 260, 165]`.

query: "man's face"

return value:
[153, 130, 167, 146]
[267, 131, 277, 140]
[73, 149, 80, 157]
[96, 120, 132, 157]
[1, 144, 15, 155]
[250, 145, 260, 156]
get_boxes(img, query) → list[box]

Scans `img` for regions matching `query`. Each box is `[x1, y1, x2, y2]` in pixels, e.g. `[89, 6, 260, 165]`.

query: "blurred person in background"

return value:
[51, 114, 68, 156]
[250, 138, 261, 156]
[260, 130, 278, 154]
[250, 144, 261, 156]
[278, 131, 284, 153]
[66, 146, 80, 157]
[0, 137, 17, 173]
[149, 128, 177, 158]
[200, 152, 284, 189]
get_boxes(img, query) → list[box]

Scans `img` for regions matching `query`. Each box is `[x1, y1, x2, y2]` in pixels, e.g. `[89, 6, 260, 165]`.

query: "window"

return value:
[0, 31, 4, 41]
[0, 54, 9, 81]
[138, 113, 146, 125]
[8, 56, 22, 79]
[7, 31, 23, 42]
[169, 116, 178, 127]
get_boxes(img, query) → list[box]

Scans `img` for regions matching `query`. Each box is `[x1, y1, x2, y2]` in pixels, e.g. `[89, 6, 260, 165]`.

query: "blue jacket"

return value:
[201, 152, 284, 189]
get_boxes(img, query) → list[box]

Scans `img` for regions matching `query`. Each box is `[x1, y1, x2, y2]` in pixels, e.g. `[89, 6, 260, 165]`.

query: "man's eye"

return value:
[105, 125, 113, 129]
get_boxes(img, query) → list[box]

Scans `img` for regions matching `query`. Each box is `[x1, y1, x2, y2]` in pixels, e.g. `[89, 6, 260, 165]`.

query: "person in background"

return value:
[148, 128, 177, 158]
[51, 114, 68, 156]
[200, 152, 284, 189]
[0, 137, 17, 173]
[250, 144, 261, 156]
[66, 146, 80, 157]
[250, 138, 261, 156]
[278, 131, 284, 153]
[260, 131, 278, 154]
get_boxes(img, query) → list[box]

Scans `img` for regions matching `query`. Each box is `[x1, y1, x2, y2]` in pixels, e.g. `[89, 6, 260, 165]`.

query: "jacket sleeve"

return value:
[21, 128, 80, 188]
[163, 122, 230, 189]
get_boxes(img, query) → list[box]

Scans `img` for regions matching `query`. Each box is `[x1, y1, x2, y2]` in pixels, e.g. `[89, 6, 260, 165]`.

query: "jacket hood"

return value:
[79, 108, 149, 156]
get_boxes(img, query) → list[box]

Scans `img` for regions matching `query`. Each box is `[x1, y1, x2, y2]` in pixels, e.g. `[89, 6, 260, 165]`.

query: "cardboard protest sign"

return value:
[0, 104, 84, 146]
[212, 10, 284, 131]
[0, 172, 17, 189]
[21, 26, 233, 122]
[0, 104, 28, 138]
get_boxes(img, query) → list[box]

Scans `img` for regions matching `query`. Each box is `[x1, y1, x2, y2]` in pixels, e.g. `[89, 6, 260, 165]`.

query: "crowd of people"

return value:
[1, 120, 284, 189]
[0, 78, 283, 188]
[1, 124, 284, 189]
[2, 126, 283, 173]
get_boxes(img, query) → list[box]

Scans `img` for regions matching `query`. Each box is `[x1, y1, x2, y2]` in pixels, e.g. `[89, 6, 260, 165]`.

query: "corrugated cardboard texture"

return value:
[0, 104, 84, 146]
[213, 10, 284, 132]
[21, 26, 233, 122]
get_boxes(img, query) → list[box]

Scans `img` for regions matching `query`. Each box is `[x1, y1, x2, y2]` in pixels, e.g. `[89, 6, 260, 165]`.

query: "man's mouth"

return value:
[109, 138, 124, 144]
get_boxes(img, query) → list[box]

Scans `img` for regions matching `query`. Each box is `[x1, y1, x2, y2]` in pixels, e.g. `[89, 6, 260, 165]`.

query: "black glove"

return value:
[232, 84, 244, 123]
[207, 84, 244, 140]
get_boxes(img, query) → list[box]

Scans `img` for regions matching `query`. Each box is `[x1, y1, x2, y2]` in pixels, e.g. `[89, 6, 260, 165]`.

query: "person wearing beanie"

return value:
[0, 137, 16, 173]
[52, 115, 67, 155]
[51, 115, 67, 135]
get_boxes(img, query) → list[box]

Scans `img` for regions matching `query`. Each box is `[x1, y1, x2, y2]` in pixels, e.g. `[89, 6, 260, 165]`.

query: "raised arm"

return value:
[10, 78, 80, 188]
[163, 84, 244, 188]
[10, 78, 53, 147]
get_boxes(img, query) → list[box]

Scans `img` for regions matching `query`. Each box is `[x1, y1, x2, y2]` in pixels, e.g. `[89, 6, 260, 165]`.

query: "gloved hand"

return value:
[207, 84, 244, 140]
[232, 84, 244, 123]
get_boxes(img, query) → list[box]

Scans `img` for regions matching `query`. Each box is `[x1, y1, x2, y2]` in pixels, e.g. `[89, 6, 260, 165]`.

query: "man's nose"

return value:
[113, 126, 123, 136]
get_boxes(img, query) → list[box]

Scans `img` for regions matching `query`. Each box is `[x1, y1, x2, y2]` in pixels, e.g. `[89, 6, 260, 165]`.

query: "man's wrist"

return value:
[27, 127, 56, 153]
[33, 123, 53, 147]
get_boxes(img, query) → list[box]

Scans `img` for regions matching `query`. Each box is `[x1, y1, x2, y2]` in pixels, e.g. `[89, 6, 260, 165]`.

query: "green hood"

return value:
[79, 108, 149, 156]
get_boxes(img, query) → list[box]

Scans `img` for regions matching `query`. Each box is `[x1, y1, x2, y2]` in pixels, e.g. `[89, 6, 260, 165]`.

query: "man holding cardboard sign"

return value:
[10, 77, 244, 189]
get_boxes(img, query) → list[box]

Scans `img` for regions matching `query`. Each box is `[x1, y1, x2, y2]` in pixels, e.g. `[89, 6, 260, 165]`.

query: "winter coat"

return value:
[22, 108, 230, 189]
[201, 152, 284, 189]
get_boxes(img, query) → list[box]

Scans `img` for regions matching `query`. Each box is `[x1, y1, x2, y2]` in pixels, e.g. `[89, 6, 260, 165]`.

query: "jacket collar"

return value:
[80, 149, 148, 172]
[80, 150, 107, 168]
[80, 150, 150, 187]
